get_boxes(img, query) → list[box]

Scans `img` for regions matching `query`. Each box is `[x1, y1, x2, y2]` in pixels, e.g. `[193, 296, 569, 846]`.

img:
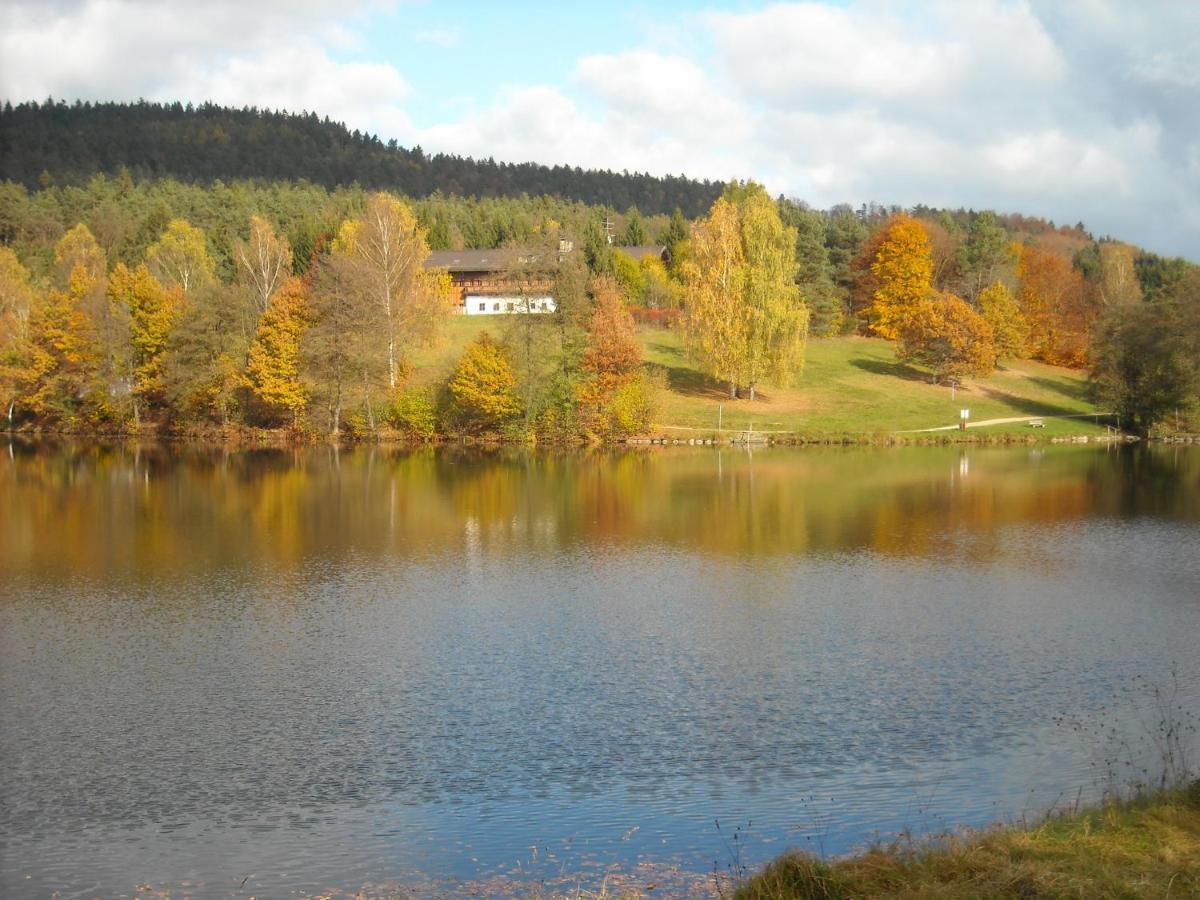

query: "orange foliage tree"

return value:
[577, 276, 654, 437]
[867, 215, 933, 340]
[896, 292, 996, 383]
[1016, 244, 1093, 366]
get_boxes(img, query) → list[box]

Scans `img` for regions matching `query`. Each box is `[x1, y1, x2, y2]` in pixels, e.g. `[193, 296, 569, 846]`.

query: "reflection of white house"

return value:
[425, 244, 667, 316]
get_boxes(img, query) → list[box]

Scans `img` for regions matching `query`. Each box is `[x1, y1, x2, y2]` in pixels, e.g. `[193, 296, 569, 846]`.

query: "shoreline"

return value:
[6, 425, 1189, 450]
[735, 783, 1200, 899]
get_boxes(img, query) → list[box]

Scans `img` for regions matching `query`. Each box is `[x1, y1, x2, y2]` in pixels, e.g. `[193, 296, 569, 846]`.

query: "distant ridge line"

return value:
[0, 99, 725, 217]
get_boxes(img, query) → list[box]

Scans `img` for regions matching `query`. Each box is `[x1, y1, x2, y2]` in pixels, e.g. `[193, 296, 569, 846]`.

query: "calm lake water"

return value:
[2, 442, 1199, 897]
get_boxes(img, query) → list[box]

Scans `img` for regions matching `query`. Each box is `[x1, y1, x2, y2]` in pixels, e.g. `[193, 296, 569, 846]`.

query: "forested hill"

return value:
[0, 100, 724, 217]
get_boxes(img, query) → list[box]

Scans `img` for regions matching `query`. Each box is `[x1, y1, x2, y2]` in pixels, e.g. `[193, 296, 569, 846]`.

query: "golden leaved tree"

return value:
[146, 219, 215, 295]
[896, 292, 996, 383]
[867, 214, 934, 340]
[977, 281, 1029, 360]
[0, 247, 36, 427]
[683, 183, 808, 400]
[244, 276, 310, 426]
[109, 263, 178, 425]
[333, 193, 452, 390]
[448, 332, 522, 431]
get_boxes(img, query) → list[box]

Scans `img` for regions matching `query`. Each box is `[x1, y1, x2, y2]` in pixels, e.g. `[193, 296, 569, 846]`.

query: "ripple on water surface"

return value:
[1, 444, 1199, 896]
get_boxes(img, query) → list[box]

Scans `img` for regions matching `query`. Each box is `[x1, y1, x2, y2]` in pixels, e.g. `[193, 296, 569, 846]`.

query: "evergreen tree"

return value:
[620, 208, 647, 246]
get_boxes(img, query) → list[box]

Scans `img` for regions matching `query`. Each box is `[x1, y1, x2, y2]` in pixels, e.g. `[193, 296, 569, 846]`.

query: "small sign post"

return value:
[960, 408, 970, 431]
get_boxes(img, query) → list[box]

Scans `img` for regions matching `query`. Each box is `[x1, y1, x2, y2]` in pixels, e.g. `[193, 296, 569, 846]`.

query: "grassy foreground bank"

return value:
[736, 784, 1200, 899]
[412, 319, 1110, 442]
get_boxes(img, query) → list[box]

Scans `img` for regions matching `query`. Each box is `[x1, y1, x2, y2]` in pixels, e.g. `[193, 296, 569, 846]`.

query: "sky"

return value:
[1, 0, 1198, 258]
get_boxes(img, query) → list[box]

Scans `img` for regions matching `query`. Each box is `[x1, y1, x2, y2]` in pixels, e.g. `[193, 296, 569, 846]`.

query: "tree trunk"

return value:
[331, 377, 343, 437]
[748, 383, 756, 402]
[728, 381, 738, 400]
[387, 333, 396, 389]
[364, 370, 376, 432]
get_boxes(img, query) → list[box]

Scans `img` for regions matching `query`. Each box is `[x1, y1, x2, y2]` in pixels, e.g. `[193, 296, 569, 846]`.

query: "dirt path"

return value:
[898, 413, 1109, 433]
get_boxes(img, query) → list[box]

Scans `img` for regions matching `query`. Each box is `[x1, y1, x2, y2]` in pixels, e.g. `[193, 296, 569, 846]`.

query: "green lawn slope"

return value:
[412, 319, 1111, 441]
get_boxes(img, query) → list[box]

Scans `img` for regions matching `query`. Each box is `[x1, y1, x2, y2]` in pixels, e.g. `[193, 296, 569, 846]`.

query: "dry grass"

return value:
[737, 783, 1200, 899]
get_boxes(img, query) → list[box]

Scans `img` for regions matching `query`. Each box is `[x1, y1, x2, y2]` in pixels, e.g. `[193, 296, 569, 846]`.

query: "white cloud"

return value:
[0, 0, 411, 137]
[414, 28, 460, 49]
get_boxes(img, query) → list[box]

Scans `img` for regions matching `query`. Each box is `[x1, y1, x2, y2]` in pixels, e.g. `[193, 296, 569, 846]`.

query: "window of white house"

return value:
[493, 302, 500, 311]
[507, 302, 515, 312]
[478, 302, 486, 312]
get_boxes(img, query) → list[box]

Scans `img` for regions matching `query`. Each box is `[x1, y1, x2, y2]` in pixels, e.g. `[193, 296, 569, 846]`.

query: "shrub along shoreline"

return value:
[736, 783, 1200, 899]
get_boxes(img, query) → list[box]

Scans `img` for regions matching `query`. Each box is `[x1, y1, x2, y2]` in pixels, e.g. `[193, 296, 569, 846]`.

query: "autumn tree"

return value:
[243, 276, 310, 426]
[977, 281, 1029, 359]
[579, 278, 636, 374]
[1016, 244, 1093, 366]
[683, 197, 743, 395]
[683, 183, 809, 399]
[146, 219, 215, 294]
[896, 292, 996, 383]
[54, 223, 107, 290]
[922, 214, 962, 292]
[305, 251, 387, 434]
[333, 192, 451, 389]
[108, 263, 177, 424]
[639, 254, 679, 310]
[847, 224, 888, 326]
[0, 247, 36, 427]
[577, 276, 654, 437]
[164, 281, 246, 426]
[612, 250, 647, 304]
[236, 215, 293, 314]
[867, 214, 933, 340]
[20, 225, 108, 422]
[22, 273, 93, 423]
[1098, 242, 1142, 308]
[448, 332, 522, 430]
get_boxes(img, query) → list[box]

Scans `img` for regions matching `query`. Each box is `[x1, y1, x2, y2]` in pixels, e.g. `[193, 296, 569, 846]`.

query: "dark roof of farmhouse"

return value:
[424, 248, 530, 272]
[425, 244, 667, 272]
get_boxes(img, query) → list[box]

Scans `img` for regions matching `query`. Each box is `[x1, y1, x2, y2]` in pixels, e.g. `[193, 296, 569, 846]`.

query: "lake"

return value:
[1, 442, 1198, 897]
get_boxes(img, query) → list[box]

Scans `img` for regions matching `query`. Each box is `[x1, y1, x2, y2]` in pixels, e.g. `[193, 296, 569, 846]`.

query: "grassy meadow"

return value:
[412, 317, 1110, 441]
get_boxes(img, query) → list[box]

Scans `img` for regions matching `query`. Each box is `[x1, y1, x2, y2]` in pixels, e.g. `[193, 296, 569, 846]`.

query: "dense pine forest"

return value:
[0, 100, 723, 217]
[0, 101, 1197, 441]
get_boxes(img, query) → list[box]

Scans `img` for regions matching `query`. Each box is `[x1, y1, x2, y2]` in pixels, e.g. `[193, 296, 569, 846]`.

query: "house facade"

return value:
[424, 244, 668, 316]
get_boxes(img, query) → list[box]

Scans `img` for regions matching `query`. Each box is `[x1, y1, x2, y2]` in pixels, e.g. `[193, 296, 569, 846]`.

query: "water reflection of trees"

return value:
[2, 441, 1197, 581]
